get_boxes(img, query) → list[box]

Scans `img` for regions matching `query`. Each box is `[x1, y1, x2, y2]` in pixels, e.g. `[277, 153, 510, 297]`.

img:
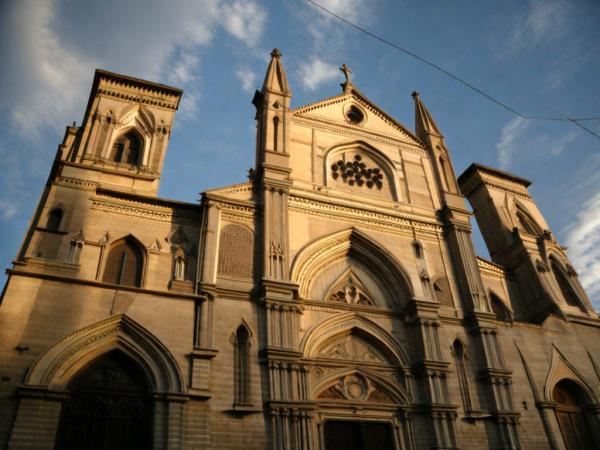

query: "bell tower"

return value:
[458, 163, 595, 322]
[65, 69, 182, 196]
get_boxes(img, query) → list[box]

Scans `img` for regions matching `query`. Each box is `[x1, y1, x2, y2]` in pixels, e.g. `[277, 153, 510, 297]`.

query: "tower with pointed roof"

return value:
[1, 50, 599, 450]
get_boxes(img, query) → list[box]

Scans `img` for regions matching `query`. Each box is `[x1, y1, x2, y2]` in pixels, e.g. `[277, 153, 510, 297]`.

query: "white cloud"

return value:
[496, 117, 530, 169]
[298, 58, 339, 91]
[236, 67, 258, 93]
[310, 0, 369, 23]
[221, 1, 267, 48]
[548, 130, 578, 156]
[564, 188, 600, 308]
[0, 0, 271, 141]
[0, 200, 17, 221]
[509, 0, 569, 50]
[168, 52, 201, 85]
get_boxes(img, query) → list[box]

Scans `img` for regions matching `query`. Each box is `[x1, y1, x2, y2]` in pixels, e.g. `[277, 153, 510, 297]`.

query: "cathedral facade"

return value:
[1, 50, 599, 450]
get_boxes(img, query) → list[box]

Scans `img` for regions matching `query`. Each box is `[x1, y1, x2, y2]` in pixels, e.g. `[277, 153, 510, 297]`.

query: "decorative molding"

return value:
[477, 257, 509, 280]
[90, 193, 199, 225]
[24, 314, 185, 394]
[55, 176, 98, 191]
[288, 194, 441, 238]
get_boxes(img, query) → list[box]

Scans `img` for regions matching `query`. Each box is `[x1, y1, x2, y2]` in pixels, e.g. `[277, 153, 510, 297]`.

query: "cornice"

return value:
[288, 193, 443, 238]
[477, 257, 511, 280]
[6, 269, 205, 301]
[90, 192, 200, 225]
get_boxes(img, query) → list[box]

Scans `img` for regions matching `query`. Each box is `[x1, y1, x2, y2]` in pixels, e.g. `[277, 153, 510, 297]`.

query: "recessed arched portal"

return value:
[553, 379, 595, 450]
[54, 350, 153, 450]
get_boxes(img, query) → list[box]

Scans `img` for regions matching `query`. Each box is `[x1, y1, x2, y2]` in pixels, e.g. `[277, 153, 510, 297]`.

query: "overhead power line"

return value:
[305, 0, 600, 141]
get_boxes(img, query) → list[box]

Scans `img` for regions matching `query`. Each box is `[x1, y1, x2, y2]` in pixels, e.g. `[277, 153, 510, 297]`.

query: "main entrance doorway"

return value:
[54, 350, 153, 450]
[324, 420, 395, 450]
[553, 380, 595, 450]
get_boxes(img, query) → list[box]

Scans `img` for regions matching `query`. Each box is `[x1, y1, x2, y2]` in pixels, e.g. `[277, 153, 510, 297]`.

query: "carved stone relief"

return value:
[317, 374, 393, 403]
[317, 333, 386, 364]
[326, 271, 375, 306]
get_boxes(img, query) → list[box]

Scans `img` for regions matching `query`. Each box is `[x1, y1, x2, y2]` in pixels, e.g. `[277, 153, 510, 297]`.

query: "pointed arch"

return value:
[301, 312, 410, 367]
[489, 291, 512, 322]
[323, 140, 400, 201]
[543, 346, 598, 404]
[102, 234, 147, 287]
[548, 255, 585, 310]
[291, 228, 413, 307]
[513, 200, 544, 236]
[109, 128, 143, 165]
[24, 314, 185, 393]
[232, 321, 252, 405]
[451, 338, 473, 414]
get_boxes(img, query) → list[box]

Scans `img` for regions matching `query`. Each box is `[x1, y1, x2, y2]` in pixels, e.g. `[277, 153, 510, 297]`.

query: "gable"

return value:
[293, 90, 424, 148]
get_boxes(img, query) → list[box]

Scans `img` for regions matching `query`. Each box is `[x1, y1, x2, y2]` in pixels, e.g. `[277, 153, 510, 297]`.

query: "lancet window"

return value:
[234, 325, 251, 405]
[551, 261, 584, 310]
[46, 208, 63, 232]
[102, 238, 144, 287]
[452, 339, 473, 415]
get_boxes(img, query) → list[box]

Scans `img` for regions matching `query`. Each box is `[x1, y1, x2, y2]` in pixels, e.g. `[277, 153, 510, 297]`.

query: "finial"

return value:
[271, 48, 282, 58]
[411, 91, 420, 98]
[340, 64, 352, 84]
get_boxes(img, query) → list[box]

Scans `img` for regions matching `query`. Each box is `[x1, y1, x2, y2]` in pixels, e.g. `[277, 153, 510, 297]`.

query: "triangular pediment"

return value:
[293, 89, 424, 147]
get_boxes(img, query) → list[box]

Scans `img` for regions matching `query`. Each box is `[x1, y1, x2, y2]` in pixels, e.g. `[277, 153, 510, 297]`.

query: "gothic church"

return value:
[1, 50, 599, 450]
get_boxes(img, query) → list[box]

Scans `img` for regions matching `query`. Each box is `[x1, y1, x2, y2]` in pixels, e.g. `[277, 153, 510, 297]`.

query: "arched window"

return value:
[452, 339, 472, 415]
[173, 247, 186, 281]
[273, 116, 280, 152]
[234, 325, 251, 405]
[110, 131, 142, 165]
[551, 261, 583, 310]
[102, 238, 144, 287]
[46, 208, 63, 231]
[55, 350, 153, 450]
[490, 293, 511, 322]
[553, 380, 595, 450]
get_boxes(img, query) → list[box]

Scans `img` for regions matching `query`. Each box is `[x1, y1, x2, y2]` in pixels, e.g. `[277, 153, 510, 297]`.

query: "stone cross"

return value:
[340, 64, 352, 84]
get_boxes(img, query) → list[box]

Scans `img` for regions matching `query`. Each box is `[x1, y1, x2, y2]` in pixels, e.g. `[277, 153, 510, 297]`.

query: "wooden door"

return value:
[324, 420, 395, 450]
[54, 351, 152, 450]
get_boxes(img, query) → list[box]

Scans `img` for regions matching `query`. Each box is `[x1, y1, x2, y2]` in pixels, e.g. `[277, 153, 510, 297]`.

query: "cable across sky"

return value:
[306, 0, 600, 141]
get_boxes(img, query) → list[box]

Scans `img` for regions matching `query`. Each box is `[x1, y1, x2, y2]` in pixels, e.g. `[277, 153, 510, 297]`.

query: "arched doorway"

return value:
[54, 350, 153, 450]
[553, 379, 594, 450]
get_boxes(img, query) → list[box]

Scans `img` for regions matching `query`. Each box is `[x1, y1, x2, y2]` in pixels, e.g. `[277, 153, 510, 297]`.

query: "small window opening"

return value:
[346, 105, 364, 123]
[46, 208, 63, 231]
[110, 131, 142, 165]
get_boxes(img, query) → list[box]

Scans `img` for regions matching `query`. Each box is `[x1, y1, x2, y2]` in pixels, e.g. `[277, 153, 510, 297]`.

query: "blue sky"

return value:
[0, 0, 599, 306]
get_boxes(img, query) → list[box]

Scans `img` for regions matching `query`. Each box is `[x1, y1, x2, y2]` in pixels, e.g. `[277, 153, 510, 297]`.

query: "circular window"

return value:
[344, 104, 365, 124]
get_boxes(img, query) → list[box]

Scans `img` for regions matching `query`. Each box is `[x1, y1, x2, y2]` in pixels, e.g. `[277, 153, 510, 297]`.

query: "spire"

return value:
[261, 48, 290, 96]
[412, 91, 443, 141]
